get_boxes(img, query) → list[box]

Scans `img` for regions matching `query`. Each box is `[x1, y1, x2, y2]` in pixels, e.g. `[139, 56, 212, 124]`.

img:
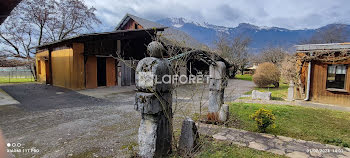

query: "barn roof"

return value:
[115, 14, 205, 49]
[116, 14, 164, 30]
[115, 14, 231, 67]
[35, 27, 165, 50]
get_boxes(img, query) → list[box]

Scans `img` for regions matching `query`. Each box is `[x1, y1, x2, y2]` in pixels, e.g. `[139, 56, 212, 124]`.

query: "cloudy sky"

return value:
[86, 0, 350, 31]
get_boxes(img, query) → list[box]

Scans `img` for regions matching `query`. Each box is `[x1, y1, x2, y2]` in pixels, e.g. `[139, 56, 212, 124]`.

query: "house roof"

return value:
[0, 0, 21, 24]
[35, 27, 165, 50]
[115, 14, 232, 66]
[296, 43, 350, 51]
[116, 14, 164, 30]
[115, 14, 205, 49]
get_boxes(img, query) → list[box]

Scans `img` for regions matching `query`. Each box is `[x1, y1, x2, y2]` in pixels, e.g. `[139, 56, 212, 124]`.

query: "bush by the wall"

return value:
[253, 62, 280, 88]
[250, 108, 276, 133]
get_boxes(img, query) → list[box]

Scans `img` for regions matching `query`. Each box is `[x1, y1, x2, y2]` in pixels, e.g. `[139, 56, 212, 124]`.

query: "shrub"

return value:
[324, 138, 350, 147]
[250, 108, 276, 133]
[253, 62, 280, 88]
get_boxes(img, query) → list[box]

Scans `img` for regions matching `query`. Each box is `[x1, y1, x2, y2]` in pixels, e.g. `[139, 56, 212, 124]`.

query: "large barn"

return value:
[295, 43, 350, 107]
[35, 28, 163, 89]
[35, 14, 227, 90]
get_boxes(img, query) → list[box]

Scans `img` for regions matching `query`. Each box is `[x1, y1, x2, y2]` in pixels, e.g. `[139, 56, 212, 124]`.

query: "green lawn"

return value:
[0, 77, 34, 84]
[235, 74, 252, 81]
[235, 74, 288, 100]
[227, 102, 350, 147]
[196, 137, 286, 158]
[243, 83, 289, 100]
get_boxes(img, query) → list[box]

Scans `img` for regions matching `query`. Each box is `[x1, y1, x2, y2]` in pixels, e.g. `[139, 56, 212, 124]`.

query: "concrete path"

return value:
[197, 123, 350, 158]
[77, 79, 255, 104]
[0, 88, 19, 106]
[77, 85, 136, 100]
[234, 99, 350, 112]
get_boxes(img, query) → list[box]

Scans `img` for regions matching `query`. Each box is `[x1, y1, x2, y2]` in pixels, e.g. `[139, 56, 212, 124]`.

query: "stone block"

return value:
[218, 104, 229, 122]
[248, 142, 269, 151]
[285, 151, 309, 158]
[231, 141, 247, 147]
[251, 90, 271, 100]
[277, 135, 294, 142]
[267, 149, 285, 155]
[309, 150, 323, 157]
[287, 81, 295, 101]
[135, 92, 172, 114]
[343, 151, 350, 157]
[209, 61, 226, 79]
[147, 41, 165, 58]
[178, 118, 199, 154]
[135, 57, 173, 93]
[135, 42, 173, 158]
[209, 78, 227, 91]
[138, 115, 158, 158]
[213, 134, 227, 141]
[208, 90, 224, 113]
[138, 114, 172, 158]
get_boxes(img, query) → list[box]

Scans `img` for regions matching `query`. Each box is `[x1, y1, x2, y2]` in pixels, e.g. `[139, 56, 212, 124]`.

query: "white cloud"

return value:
[86, 0, 350, 30]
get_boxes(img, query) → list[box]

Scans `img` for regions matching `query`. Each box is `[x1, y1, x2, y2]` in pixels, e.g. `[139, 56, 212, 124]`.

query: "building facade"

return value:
[35, 28, 161, 89]
[35, 14, 228, 90]
[295, 43, 350, 107]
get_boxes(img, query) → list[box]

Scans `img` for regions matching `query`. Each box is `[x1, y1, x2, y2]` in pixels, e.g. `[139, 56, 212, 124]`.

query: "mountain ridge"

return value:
[156, 18, 350, 52]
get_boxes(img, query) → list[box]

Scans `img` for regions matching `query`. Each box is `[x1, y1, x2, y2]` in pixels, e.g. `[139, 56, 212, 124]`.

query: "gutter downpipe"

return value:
[304, 52, 313, 101]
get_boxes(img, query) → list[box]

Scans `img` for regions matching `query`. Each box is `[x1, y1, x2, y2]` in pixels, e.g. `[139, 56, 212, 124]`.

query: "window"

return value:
[134, 23, 138, 29]
[326, 64, 347, 90]
[38, 60, 41, 74]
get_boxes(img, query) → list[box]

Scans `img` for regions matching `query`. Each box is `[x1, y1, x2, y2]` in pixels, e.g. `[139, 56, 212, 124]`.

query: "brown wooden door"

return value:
[45, 60, 51, 84]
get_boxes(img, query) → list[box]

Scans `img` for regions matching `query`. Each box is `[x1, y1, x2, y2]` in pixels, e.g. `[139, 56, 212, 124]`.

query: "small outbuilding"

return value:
[244, 64, 258, 74]
[295, 43, 350, 107]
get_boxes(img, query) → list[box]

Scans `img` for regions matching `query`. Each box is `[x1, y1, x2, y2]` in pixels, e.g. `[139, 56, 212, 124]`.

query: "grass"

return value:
[242, 83, 289, 100]
[0, 77, 34, 84]
[235, 74, 288, 100]
[227, 102, 350, 147]
[238, 96, 251, 100]
[196, 137, 286, 158]
[235, 74, 252, 81]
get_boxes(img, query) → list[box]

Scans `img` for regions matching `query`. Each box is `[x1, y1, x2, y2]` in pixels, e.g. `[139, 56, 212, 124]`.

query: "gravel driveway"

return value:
[0, 83, 139, 158]
[0, 80, 254, 158]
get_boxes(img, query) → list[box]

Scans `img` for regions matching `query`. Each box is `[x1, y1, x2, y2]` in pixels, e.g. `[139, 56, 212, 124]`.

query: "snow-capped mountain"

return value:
[156, 18, 350, 52]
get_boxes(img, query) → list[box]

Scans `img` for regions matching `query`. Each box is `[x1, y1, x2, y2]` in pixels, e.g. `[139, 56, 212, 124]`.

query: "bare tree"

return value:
[0, 0, 100, 78]
[303, 24, 348, 44]
[215, 34, 251, 78]
[280, 54, 297, 83]
[45, 0, 100, 41]
[259, 47, 287, 65]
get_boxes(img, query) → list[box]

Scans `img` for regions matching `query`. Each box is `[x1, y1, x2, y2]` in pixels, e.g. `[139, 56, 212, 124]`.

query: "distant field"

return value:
[0, 77, 34, 84]
[235, 74, 253, 81]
